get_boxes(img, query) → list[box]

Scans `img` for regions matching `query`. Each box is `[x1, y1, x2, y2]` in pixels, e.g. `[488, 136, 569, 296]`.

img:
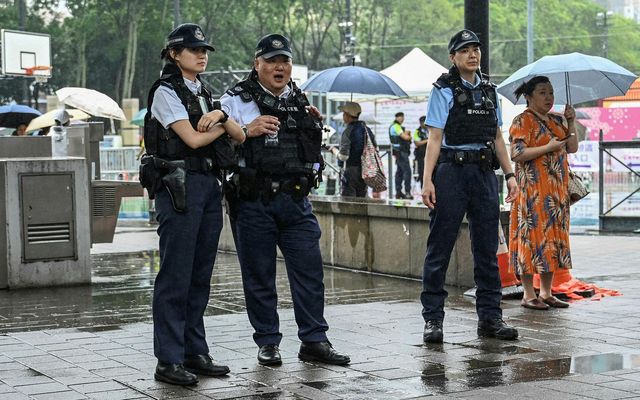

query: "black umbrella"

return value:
[0, 104, 42, 128]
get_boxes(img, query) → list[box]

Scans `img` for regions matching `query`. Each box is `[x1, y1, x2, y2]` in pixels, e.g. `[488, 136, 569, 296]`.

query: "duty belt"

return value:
[183, 157, 216, 172]
[438, 149, 492, 165]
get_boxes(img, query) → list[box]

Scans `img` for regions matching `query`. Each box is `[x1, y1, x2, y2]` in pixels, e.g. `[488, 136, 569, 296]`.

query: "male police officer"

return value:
[420, 30, 519, 343]
[389, 112, 413, 199]
[413, 116, 428, 188]
[220, 34, 350, 367]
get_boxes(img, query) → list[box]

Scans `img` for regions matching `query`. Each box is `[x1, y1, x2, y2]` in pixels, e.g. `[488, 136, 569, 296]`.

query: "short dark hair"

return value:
[419, 115, 426, 122]
[513, 76, 551, 104]
[395, 112, 404, 118]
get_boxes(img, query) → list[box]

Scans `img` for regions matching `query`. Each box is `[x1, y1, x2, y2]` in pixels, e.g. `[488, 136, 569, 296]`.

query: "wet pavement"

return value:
[0, 227, 639, 399]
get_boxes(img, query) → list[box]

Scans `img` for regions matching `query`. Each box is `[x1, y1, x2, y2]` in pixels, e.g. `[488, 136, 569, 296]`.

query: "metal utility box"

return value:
[0, 157, 90, 289]
[0, 136, 52, 157]
[67, 122, 104, 180]
[20, 173, 76, 262]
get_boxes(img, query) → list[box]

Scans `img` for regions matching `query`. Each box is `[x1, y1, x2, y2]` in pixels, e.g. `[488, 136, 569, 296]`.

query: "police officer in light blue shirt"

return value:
[145, 23, 245, 387]
[420, 29, 519, 345]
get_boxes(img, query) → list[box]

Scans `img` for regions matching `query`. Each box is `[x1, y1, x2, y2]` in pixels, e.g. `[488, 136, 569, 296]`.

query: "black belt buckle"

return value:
[454, 151, 466, 164]
[203, 157, 213, 171]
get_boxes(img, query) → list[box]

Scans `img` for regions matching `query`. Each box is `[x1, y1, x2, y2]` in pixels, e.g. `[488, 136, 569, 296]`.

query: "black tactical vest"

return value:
[144, 64, 237, 168]
[435, 67, 498, 146]
[226, 77, 323, 176]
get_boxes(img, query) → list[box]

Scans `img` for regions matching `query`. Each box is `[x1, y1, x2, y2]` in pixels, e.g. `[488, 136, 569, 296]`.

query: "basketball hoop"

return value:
[24, 65, 52, 83]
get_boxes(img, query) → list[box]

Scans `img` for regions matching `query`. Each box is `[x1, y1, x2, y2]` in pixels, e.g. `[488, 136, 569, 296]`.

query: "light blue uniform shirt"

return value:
[151, 77, 203, 129]
[219, 82, 292, 126]
[426, 74, 502, 150]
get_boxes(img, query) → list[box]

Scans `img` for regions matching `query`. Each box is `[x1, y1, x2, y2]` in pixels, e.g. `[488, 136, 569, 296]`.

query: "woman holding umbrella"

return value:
[508, 76, 579, 310]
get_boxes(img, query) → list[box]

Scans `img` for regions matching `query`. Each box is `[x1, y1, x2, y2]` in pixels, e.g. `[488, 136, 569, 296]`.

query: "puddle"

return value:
[571, 352, 640, 374]
[0, 251, 422, 334]
[420, 353, 640, 393]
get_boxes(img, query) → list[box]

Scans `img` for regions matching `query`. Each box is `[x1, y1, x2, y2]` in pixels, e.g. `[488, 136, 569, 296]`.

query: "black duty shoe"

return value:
[258, 344, 282, 366]
[395, 192, 406, 199]
[477, 319, 519, 340]
[154, 362, 198, 386]
[298, 341, 350, 365]
[184, 354, 230, 377]
[423, 320, 444, 344]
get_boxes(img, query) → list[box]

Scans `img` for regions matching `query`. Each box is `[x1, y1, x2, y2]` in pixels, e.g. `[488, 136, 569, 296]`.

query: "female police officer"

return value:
[420, 30, 519, 344]
[145, 23, 245, 386]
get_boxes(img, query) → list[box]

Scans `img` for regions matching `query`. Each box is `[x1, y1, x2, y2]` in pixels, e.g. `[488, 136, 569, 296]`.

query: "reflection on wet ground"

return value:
[2, 235, 640, 398]
[0, 251, 426, 334]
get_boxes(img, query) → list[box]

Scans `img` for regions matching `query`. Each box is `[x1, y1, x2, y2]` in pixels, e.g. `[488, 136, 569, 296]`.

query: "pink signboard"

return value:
[578, 107, 640, 141]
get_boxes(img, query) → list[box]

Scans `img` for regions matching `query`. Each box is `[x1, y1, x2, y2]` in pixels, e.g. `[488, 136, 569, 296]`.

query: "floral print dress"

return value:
[509, 110, 572, 275]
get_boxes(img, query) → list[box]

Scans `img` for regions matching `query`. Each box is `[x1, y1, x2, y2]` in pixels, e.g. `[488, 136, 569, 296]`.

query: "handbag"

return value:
[568, 169, 589, 205]
[361, 127, 388, 192]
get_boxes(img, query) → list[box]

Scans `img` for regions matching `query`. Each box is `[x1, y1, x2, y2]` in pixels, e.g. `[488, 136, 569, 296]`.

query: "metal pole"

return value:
[604, 12, 609, 59]
[464, 0, 490, 75]
[527, 0, 534, 63]
[18, 0, 29, 105]
[599, 128, 604, 231]
[173, 0, 181, 28]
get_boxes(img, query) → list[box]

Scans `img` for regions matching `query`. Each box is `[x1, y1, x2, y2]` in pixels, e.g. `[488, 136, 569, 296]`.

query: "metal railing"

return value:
[598, 129, 640, 232]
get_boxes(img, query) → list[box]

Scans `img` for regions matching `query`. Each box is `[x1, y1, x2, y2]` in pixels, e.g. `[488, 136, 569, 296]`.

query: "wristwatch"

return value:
[218, 109, 229, 124]
[241, 125, 248, 138]
[504, 172, 515, 181]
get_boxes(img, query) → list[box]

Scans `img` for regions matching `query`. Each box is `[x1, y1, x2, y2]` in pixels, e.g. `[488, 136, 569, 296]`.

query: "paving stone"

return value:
[14, 381, 70, 395]
[86, 389, 150, 399]
[0, 392, 30, 400]
[598, 379, 640, 392]
[582, 387, 639, 399]
[30, 391, 88, 400]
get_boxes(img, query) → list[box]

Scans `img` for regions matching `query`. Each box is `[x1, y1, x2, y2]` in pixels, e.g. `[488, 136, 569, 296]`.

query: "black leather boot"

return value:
[298, 341, 350, 365]
[477, 319, 519, 340]
[184, 354, 230, 376]
[154, 362, 198, 386]
[423, 320, 444, 344]
[258, 344, 282, 366]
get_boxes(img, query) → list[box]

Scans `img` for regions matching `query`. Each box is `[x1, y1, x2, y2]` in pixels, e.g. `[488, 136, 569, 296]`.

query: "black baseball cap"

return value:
[448, 29, 481, 54]
[165, 23, 214, 52]
[255, 34, 292, 59]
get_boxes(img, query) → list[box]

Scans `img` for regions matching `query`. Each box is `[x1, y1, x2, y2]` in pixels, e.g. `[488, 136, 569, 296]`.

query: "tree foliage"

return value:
[0, 0, 638, 106]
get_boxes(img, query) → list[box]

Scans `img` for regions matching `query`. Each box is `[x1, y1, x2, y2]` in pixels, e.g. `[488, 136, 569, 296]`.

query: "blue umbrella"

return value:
[300, 66, 407, 98]
[0, 104, 42, 128]
[497, 52, 638, 105]
[131, 109, 147, 127]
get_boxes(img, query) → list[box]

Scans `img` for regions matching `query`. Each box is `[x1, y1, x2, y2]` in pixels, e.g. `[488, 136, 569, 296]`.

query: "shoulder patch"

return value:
[226, 85, 245, 96]
[240, 92, 253, 103]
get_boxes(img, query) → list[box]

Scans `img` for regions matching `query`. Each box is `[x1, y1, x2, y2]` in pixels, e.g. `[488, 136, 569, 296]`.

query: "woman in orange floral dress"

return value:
[508, 76, 579, 310]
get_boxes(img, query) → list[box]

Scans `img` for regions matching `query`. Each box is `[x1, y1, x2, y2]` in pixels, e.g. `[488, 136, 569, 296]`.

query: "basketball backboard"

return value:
[1, 30, 51, 78]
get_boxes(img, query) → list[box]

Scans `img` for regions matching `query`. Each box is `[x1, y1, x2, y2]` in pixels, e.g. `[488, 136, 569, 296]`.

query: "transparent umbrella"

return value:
[56, 87, 126, 120]
[497, 52, 638, 105]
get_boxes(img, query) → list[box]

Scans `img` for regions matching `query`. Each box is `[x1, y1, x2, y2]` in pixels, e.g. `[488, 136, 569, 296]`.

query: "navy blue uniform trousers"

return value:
[395, 151, 412, 194]
[233, 192, 329, 347]
[153, 171, 223, 364]
[421, 162, 503, 321]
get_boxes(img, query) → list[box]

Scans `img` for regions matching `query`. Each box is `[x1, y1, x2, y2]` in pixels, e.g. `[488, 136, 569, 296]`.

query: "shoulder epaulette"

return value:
[158, 80, 173, 90]
[225, 84, 245, 96]
[225, 81, 255, 103]
[434, 72, 453, 89]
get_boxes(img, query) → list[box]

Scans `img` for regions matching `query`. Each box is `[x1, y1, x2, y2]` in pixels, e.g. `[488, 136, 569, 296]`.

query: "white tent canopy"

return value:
[381, 48, 448, 97]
